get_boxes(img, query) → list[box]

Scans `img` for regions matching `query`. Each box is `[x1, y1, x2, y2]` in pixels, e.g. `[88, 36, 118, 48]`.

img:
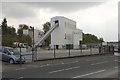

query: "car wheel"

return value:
[9, 59, 14, 64]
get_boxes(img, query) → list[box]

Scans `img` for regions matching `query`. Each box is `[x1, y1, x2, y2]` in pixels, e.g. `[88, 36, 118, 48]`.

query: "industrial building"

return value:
[50, 16, 82, 49]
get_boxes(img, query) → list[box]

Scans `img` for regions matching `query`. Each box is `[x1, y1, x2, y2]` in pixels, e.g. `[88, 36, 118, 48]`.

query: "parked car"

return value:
[0, 46, 25, 64]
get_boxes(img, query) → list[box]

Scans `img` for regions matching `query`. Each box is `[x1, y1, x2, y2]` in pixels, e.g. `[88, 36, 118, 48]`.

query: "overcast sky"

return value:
[1, 0, 119, 42]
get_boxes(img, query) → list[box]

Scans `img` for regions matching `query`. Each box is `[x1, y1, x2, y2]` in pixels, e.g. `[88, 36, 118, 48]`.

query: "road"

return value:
[2, 54, 119, 79]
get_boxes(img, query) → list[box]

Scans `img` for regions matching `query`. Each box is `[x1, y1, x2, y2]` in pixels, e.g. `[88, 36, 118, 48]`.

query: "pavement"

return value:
[2, 54, 119, 79]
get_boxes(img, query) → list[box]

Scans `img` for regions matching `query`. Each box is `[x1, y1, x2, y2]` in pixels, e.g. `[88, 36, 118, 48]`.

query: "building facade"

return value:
[50, 16, 82, 49]
[29, 29, 44, 46]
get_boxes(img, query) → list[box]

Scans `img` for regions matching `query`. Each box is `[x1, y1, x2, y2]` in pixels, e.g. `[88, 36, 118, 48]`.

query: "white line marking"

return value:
[73, 69, 106, 78]
[19, 77, 23, 79]
[75, 61, 79, 62]
[49, 69, 64, 73]
[114, 60, 120, 62]
[86, 59, 97, 61]
[16, 68, 25, 70]
[114, 66, 118, 69]
[52, 63, 62, 66]
[63, 61, 78, 64]
[17, 76, 24, 79]
[114, 60, 118, 62]
[49, 66, 80, 74]
[61, 62, 64, 64]
[110, 56, 113, 57]
[37, 61, 79, 68]
[47, 64, 50, 66]
[91, 61, 108, 65]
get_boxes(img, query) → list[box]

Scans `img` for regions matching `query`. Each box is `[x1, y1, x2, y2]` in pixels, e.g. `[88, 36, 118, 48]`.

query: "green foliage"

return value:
[2, 18, 7, 35]
[1, 18, 32, 47]
[18, 35, 32, 46]
[82, 33, 104, 44]
[43, 22, 51, 46]
[19, 24, 29, 29]
[17, 25, 32, 46]
[43, 22, 51, 33]
[1, 18, 17, 46]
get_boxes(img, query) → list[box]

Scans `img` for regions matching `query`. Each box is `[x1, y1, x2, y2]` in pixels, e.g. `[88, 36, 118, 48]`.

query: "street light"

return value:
[30, 26, 35, 61]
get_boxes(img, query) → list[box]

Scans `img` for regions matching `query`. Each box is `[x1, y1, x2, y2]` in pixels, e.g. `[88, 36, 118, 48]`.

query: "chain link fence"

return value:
[34, 43, 114, 61]
[23, 43, 117, 62]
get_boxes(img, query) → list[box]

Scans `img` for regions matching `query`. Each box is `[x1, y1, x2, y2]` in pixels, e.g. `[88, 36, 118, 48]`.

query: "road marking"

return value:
[10, 79, 16, 80]
[91, 61, 108, 65]
[114, 60, 120, 62]
[36, 61, 79, 68]
[52, 63, 62, 66]
[46, 64, 50, 66]
[110, 56, 113, 57]
[114, 60, 118, 61]
[75, 61, 79, 62]
[114, 66, 118, 69]
[16, 68, 25, 70]
[86, 58, 97, 61]
[63, 61, 78, 64]
[17, 77, 24, 79]
[73, 69, 106, 78]
[61, 62, 64, 64]
[19, 77, 23, 79]
[49, 66, 80, 74]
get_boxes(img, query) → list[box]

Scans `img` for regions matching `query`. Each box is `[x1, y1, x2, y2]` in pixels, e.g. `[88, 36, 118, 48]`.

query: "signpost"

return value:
[14, 42, 23, 65]
[13, 42, 33, 65]
[30, 26, 35, 61]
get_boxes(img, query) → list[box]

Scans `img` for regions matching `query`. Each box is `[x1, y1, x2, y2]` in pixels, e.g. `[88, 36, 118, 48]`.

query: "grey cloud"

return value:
[23, 2, 103, 13]
[2, 2, 103, 18]
[2, 2, 36, 18]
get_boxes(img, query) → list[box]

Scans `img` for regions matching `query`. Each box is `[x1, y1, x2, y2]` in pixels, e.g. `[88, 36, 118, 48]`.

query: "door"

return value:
[3, 48, 10, 62]
[56, 45, 59, 49]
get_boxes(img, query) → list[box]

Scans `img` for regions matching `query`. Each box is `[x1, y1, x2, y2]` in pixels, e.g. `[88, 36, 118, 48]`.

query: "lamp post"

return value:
[30, 26, 35, 61]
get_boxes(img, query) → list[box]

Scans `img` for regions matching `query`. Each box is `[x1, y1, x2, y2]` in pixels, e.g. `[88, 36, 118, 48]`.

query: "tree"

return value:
[99, 38, 104, 42]
[1, 18, 18, 46]
[2, 18, 7, 35]
[43, 22, 51, 46]
[19, 24, 29, 29]
[82, 33, 104, 44]
[1, 18, 32, 47]
[17, 25, 32, 46]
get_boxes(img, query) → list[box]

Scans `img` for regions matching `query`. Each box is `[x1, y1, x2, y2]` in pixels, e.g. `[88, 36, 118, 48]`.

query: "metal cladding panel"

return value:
[51, 16, 65, 45]
[50, 16, 82, 48]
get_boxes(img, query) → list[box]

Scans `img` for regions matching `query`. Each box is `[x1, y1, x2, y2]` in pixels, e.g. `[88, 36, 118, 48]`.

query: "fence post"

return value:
[69, 47, 70, 57]
[112, 46, 114, 54]
[54, 45, 56, 58]
[20, 47, 22, 66]
[80, 41, 82, 56]
[35, 46, 37, 61]
[90, 46, 92, 55]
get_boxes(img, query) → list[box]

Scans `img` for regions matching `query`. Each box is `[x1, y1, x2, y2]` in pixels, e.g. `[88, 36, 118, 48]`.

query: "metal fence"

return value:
[22, 43, 116, 63]
[34, 45, 100, 61]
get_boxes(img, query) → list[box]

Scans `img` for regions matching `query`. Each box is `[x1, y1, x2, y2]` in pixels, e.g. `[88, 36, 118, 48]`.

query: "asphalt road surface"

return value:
[2, 54, 119, 79]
